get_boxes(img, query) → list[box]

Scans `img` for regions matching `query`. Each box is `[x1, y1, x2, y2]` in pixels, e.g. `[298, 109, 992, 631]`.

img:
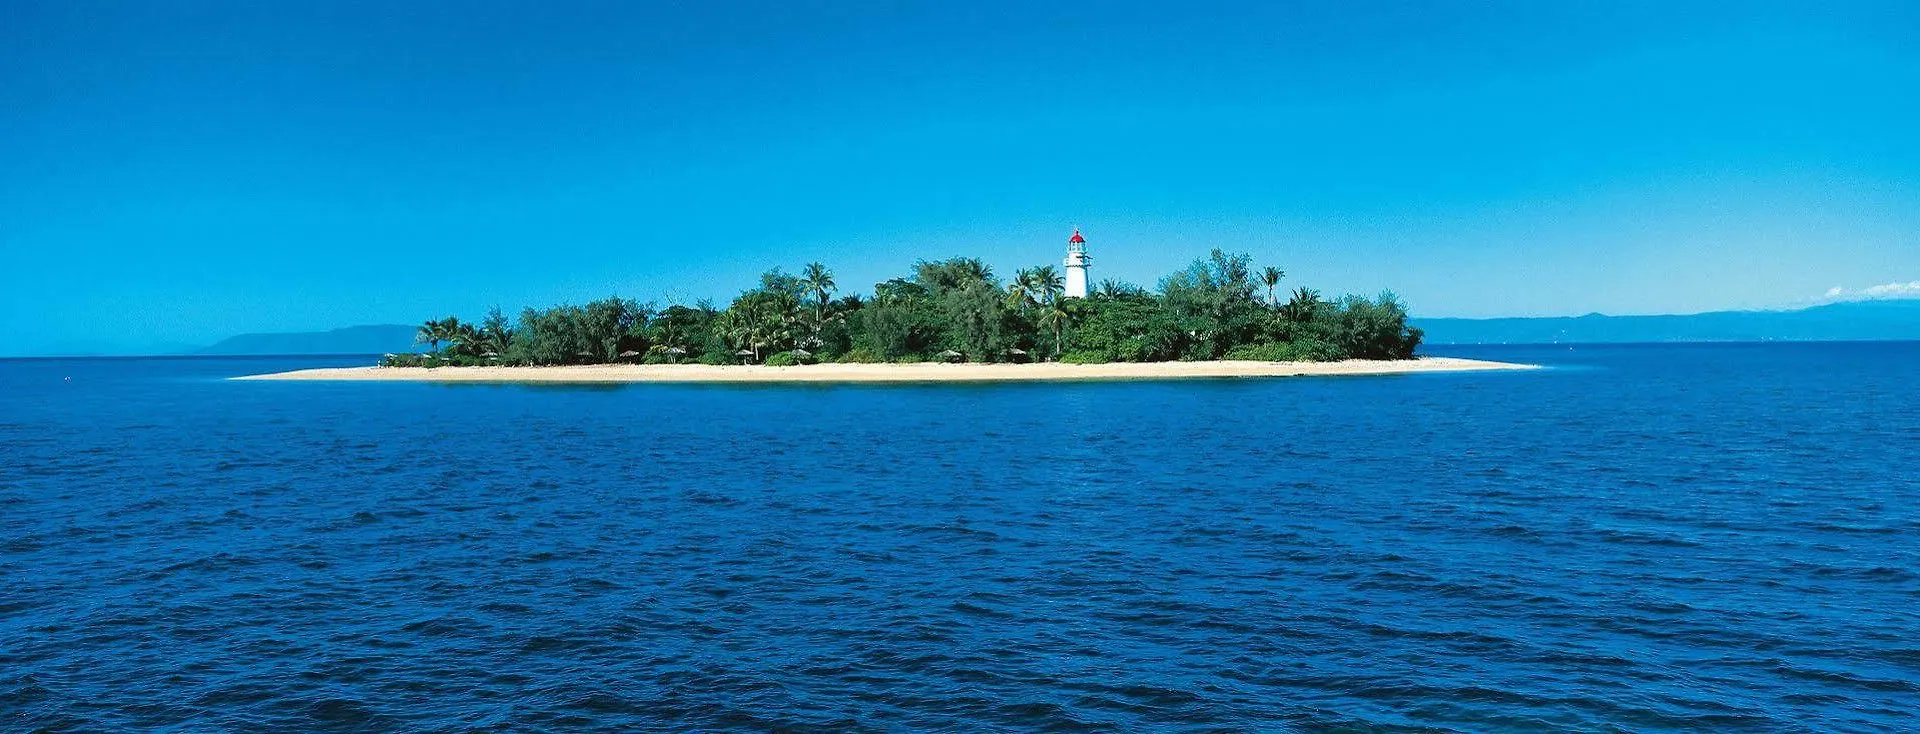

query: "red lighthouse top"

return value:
[1068, 229, 1085, 244]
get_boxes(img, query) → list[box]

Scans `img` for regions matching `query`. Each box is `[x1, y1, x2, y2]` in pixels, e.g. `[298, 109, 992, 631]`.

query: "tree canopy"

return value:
[392, 250, 1422, 367]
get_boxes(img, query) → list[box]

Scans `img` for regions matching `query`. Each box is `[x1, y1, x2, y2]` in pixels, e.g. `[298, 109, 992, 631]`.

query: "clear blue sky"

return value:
[3, 1, 1917, 355]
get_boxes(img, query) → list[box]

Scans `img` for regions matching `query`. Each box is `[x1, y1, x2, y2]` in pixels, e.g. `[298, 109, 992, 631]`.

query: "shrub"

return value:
[1059, 350, 1110, 364]
[764, 351, 810, 367]
[699, 351, 735, 366]
[1289, 338, 1349, 362]
[1116, 339, 1157, 363]
[385, 353, 477, 368]
[1222, 340, 1350, 363]
[1223, 343, 1293, 362]
[379, 353, 431, 367]
[836, 349, 882, 363]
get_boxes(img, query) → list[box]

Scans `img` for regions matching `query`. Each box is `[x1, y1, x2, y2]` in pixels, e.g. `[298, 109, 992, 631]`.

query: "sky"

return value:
[2, 0, 1917, 355]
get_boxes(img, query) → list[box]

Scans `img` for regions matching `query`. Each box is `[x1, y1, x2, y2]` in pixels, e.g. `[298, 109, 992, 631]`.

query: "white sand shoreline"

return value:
[233, 357, 1538, 384]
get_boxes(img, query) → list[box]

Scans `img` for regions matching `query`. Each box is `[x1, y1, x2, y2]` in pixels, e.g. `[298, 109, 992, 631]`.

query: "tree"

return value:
[1260, 266, 1286, 306]
[940, 281, 1004, 359]
[648, 304, 708, 355]
[415, 317, 473, 353]
[914, 257, 995, 296]
[576, 297, 652, 362]
[800, 262, 837, 337]
[1038, 298, 1072, 358]
[1095, 279, 1145, 298]
[713, 309, 751, 360]
[1161, 250, 1260, 357]
[1006, 267, 1040, 312]
[415, 318, 445, 352]
[850, 302, 923, 358]
[413, 245, 1423, 367]
[1320, 291, 1422, 359]
[1281, 287, 1324, 323]
[758, 267, 805, 299]
[1071, 294, 1185, 362]
[873, 278, 928, 307]
[510, 306, 589, 364]
[720, 287, 801, 361]
[1033, 265, 1064, 306]
[447, 319, 482, 356]
[479, 307, 514, 355]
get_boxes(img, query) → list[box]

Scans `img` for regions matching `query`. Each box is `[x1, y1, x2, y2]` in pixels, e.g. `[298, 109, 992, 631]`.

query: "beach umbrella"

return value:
[618, 350, 641, 358]
[481, 351, 499, 357]
[665, 346, 687, 355]
[1005, 348, 1027, 355]
[938, 349, 964, 362]
[792, 348, 812, 357]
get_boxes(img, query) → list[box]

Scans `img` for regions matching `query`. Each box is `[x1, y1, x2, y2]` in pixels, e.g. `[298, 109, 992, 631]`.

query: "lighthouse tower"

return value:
[1063, 228, 1091, 299]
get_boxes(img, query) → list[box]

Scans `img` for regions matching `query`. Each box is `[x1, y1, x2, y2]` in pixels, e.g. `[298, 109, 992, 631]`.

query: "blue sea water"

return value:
[2, 343, 1916, 732]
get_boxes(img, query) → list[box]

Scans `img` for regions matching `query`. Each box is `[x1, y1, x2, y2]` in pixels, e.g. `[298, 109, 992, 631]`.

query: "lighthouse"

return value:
[1063, 228, 1091, 299]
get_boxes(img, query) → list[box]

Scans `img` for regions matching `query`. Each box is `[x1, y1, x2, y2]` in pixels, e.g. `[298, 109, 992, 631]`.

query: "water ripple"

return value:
[1, 346, 1917, 730]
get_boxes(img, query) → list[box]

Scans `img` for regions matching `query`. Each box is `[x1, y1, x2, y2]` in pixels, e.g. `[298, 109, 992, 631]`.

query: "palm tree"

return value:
[800, 262, 836, 335]
[1260, 266, 1286, 306]
[1033, 265, 1065, 306]
[755, 304, 792, 357]
[449, 320, 481, 355]
[714, 310, 752, 360]
[1005, 267, 1040, 311]
[1282, 287, 1323, 323]
[1038, 300, 1072, 358]
[415, 319, 442, 352]
[415, 317, 462, 353]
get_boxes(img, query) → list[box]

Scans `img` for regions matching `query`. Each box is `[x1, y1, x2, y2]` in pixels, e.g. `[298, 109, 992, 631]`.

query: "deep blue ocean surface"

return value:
[3, 343, 1916, 731]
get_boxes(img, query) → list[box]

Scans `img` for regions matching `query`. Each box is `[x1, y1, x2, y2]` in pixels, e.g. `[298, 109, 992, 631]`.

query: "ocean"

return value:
[2, 343, 1916, 731]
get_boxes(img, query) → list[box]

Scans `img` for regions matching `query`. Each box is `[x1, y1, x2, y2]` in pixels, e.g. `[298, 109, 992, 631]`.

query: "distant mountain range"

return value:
[186, 299, 1920, 355]
[1416, 299, 1920, 344]
[196, 324, 422, 355]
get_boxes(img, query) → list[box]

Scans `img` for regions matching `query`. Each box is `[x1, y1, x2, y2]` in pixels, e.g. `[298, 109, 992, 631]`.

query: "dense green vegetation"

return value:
[386, 249, 1422, 367]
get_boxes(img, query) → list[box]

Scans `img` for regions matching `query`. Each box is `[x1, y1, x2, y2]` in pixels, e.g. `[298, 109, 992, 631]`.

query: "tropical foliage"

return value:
[387, 249, 1422, 367]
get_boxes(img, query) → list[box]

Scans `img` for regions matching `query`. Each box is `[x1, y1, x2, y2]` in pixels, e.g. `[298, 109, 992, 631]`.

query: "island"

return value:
[237, 237, 1539, 381]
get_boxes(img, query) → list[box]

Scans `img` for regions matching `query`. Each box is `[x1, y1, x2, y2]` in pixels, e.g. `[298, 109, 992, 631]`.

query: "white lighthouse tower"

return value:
[1063, 228, 1091, 299]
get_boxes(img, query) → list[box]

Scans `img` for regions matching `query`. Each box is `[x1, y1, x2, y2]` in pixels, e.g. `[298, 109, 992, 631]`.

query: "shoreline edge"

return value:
[231, 357, 1540, 384]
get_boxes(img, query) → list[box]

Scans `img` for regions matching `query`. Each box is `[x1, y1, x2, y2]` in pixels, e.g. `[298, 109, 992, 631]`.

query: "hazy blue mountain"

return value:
[196, 325, 421, 355]
[1417, 299, 1920, 344]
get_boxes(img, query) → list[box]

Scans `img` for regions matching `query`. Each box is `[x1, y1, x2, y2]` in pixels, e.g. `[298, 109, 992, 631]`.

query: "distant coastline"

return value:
[234, 357, 1536, 384]
[1416, 299, 1920, 344]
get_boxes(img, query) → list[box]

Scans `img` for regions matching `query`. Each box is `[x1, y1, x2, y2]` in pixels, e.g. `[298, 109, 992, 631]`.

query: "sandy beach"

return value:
[234, 357, 1537, 384]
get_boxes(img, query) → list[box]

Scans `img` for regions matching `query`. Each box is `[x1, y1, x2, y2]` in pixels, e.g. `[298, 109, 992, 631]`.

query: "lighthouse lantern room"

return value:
[1063, 228, 1091, 299]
